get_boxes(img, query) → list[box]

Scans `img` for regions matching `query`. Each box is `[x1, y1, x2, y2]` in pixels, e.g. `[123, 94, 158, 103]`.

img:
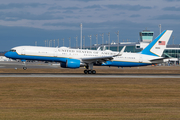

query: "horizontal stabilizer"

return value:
[150, 57, 168, 61]
[150, 57, 174, 64]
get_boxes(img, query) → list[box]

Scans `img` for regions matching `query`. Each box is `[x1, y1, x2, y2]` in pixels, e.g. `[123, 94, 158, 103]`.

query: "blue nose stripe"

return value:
[4, 51, 18, 58]
[4, 52, 10, 58]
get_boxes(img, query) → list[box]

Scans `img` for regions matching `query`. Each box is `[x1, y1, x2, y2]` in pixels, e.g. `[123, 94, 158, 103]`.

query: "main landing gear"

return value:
[84, 63, 96, 74]
[84, 70, 96, 74]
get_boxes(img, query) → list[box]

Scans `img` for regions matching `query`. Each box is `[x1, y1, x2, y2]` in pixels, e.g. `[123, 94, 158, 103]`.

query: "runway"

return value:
[0, 61, 180, 78]
[0, 73, 180, 78]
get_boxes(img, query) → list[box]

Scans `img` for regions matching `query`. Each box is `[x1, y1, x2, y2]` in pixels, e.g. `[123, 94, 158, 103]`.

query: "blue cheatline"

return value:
[5, 51, 67, 62]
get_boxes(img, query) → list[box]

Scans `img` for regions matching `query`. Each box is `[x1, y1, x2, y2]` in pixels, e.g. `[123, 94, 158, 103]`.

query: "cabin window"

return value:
[136, 46, 140, 48]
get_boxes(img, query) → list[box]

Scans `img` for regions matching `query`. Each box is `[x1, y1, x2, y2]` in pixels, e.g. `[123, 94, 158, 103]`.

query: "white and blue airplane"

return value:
[5, 30, 172, 74]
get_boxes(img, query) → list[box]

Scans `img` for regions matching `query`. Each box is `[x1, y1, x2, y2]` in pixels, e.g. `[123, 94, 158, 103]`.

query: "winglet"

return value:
[114, 46, 126, 56]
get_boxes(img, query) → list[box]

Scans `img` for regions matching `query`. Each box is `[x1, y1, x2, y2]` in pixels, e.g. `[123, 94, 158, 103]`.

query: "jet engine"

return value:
[61, 59, 80, 68]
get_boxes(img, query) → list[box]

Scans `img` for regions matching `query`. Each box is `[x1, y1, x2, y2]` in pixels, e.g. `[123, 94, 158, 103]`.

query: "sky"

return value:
[0, 0, 180, 51]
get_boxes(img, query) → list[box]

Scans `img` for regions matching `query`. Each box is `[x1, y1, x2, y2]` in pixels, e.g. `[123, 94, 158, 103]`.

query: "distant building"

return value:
[139, 30, 154, 43]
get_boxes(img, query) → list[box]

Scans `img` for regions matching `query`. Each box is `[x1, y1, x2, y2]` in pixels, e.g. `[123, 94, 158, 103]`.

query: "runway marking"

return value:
[0, 74, 180, 78]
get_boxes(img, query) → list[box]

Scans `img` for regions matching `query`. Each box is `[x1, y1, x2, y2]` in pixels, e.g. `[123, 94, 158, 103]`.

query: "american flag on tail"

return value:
[158, 41, 165, 45]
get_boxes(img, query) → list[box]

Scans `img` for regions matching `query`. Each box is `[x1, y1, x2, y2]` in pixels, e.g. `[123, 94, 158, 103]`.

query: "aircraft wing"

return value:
[81, 55, 114, 63]
[81, 46, 126, 64]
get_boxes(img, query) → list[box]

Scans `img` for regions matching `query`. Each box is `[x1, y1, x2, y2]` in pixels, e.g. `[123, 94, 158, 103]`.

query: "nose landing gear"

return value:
[23, 67, 27, 70]
[22, 60, 27, 70]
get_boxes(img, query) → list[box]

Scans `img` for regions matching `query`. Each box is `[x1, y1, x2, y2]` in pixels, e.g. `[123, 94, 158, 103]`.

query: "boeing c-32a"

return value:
[5, 30, 172, 74]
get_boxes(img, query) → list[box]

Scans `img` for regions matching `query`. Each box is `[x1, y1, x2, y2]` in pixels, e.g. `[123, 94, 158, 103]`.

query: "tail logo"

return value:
[140, 30, 173, 57]
[158, 41, 166, 45]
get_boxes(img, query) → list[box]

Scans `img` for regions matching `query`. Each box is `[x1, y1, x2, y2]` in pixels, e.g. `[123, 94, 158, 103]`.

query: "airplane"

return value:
[5, 30, 173, 74]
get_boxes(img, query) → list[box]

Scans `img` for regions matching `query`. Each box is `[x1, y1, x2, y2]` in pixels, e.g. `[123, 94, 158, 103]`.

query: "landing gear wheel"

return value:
[84, 70, 88, 74]
[88, 70, 92, 74]
[23, 67, 27, 70]
[92, 70, 96, 74]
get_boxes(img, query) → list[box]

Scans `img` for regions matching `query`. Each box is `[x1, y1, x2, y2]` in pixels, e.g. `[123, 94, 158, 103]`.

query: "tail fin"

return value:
[140, 30, 173, 57]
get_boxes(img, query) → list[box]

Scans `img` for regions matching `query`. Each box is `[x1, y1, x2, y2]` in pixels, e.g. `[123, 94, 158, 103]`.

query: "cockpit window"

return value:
[10, 49, 16, 52]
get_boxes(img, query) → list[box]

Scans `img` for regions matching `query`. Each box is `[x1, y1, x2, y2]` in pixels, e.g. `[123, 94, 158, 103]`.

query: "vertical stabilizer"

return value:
[140, 30, 173, 57]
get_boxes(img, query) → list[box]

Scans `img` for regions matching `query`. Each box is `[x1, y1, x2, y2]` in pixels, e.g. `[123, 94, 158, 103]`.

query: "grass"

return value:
[0, 77, 180, 120]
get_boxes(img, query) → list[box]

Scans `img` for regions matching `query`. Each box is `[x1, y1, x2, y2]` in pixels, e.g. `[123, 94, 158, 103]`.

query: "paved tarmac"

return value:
[0, 61, 180, 78]
[0, 73, 180, 78]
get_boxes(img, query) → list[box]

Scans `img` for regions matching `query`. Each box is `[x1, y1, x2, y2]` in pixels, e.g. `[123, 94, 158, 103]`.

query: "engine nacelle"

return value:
[60, 59, 80, 68]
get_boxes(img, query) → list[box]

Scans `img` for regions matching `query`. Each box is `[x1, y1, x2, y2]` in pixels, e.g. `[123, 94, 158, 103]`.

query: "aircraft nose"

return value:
[4, 51, 11, 58]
